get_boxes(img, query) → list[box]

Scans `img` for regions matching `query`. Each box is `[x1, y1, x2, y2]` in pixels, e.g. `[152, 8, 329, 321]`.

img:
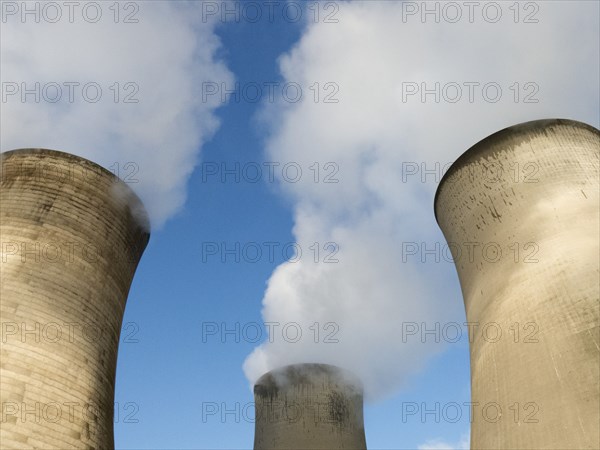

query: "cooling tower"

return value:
[435, 119, 600, 449]
[253, 363, 367, 450]
[0, 149, 150, 449]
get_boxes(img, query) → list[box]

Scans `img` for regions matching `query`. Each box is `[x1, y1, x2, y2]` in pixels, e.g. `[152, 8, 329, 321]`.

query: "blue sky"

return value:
[112, 9, 469, 448]
[2, 1, 599, 449]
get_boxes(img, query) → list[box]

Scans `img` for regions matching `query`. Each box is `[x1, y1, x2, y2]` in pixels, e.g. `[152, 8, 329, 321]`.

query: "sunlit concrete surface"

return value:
[435, 119, 600, 449]
[0, 149, 149, 449]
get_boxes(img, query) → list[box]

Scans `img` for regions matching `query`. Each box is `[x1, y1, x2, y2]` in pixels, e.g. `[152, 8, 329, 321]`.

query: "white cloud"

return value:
[1, 1, 234, 227]
[418, 433, 470, 450]
[244, 0, 600, 400]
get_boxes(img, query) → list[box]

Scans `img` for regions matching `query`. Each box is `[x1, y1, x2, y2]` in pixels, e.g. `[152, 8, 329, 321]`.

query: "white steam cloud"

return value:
[1, 1, 233, 227]
[244, 1, 599, 400]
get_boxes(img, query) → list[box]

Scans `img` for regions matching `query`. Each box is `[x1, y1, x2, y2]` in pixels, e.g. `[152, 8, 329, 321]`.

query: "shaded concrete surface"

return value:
[254, 363, 367, 449]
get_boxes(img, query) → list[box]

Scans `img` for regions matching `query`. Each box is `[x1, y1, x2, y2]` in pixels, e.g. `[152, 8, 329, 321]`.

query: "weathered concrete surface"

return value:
[435, 119, 600, 449]
[0, 149, 149, 449]
[253, 363, 367, 450]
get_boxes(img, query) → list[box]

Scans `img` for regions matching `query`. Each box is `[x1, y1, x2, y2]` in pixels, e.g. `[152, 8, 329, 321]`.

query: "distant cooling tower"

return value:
[435, 119, 600, 449]
[0, 149, 149, 449]
[253, 363, 367, 450]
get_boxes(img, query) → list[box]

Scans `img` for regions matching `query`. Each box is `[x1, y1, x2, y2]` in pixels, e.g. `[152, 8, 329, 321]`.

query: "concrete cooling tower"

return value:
[0, 149, 150, 449]
[253, 363, 367, 450]
[435, 119, 599, 449]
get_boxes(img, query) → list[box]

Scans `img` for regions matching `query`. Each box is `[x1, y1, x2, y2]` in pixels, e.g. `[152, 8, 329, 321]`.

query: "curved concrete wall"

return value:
[0, 149, 150, 449]
[435, 119, 599, 449]
[253, 363, 367, 450]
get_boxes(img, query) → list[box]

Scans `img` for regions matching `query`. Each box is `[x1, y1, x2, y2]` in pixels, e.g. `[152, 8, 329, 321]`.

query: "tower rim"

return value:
[1, 147, 150, 233]
[433, 118, 600, 224]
